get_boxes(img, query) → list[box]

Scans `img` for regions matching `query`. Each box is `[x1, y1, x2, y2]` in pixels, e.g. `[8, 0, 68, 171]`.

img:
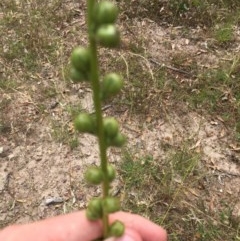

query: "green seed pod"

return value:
[96, 24, 120, 48]
[109, 221, 125, 237]
[103, 117, 119, 138]
[87, 198, 103, 218]
[86, 208, 102, 221]
[102, 73, 123, 99]
[103, 197, 120, 214]
[74, 113, 95, 134]
[70, 47, 91, 72]
[85, 166, 104, 185]
[107, 164, 116, 182]
[94, 1, 118, 25]
[108, 132, 127, 147]
[70, 67, 87, 83]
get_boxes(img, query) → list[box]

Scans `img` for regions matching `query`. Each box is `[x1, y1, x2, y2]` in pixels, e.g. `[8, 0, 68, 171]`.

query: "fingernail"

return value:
[105, 234, 135, 241]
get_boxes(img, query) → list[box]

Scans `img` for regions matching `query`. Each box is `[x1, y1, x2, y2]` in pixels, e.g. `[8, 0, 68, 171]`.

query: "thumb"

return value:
[104, 229, 142, 241]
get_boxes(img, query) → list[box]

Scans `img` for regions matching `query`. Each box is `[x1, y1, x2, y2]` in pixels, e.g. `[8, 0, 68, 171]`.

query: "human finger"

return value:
[0, 211, 102, 241]
[0, 211, 167, 241]
[110, 212, 167, 241]
[104, 228, 142, 241]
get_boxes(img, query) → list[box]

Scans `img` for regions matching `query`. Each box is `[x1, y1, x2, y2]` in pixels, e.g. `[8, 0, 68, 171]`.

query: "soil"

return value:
[0, 1, 239, 234]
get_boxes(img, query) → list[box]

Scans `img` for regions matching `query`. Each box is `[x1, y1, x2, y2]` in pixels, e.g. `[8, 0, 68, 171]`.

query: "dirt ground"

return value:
[0, 1, 240, 238]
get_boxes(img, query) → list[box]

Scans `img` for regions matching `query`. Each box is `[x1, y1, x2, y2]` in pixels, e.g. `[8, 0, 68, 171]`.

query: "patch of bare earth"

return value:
[0, 2, 240, 239]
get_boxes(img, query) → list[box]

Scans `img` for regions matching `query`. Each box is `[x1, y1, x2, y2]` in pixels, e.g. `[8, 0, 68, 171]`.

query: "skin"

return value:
[0, 211, 167, 241]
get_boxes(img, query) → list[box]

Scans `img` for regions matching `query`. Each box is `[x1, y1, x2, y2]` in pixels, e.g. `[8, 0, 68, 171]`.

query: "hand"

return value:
[0, 210, 167, 241]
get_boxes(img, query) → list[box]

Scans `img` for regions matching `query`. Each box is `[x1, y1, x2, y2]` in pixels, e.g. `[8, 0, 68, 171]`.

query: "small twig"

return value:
[90, 104, 112, 115]
[149, 58, 197, 78]
[215, 169, 240, 178]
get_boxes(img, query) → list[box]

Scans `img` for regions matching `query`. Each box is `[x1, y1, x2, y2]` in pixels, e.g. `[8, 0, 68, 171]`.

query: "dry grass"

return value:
[0, 0, 240, 240]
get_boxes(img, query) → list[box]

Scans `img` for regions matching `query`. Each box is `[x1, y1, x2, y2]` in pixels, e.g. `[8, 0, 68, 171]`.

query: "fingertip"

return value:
[110, 212, 168, 241]
[161, 228, 168, 241]
[104, 229, 142, 241]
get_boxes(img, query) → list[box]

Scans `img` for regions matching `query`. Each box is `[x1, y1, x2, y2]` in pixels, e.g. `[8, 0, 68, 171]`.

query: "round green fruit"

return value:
[102, 73, 123, 99]
[107, 164, 116, 182]
[70, 67, 87, 83]
[95, 1, 118, 25]
[103, 117, 119, 138]
[109, 133, 126, 147]
[109, 221, 125, 237]
[87, 198, 103, 216]
[70, 47, 91, 72]
[102, 197, 120, 213]
[86, 208, 101, 221]
[74, 113, 95, 134]
[85, 167, 103, 185]
[96, 24, 120, 48]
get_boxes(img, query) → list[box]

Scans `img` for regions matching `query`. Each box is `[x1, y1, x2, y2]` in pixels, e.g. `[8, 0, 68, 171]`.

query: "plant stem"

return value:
[87, 0, 109, 237]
